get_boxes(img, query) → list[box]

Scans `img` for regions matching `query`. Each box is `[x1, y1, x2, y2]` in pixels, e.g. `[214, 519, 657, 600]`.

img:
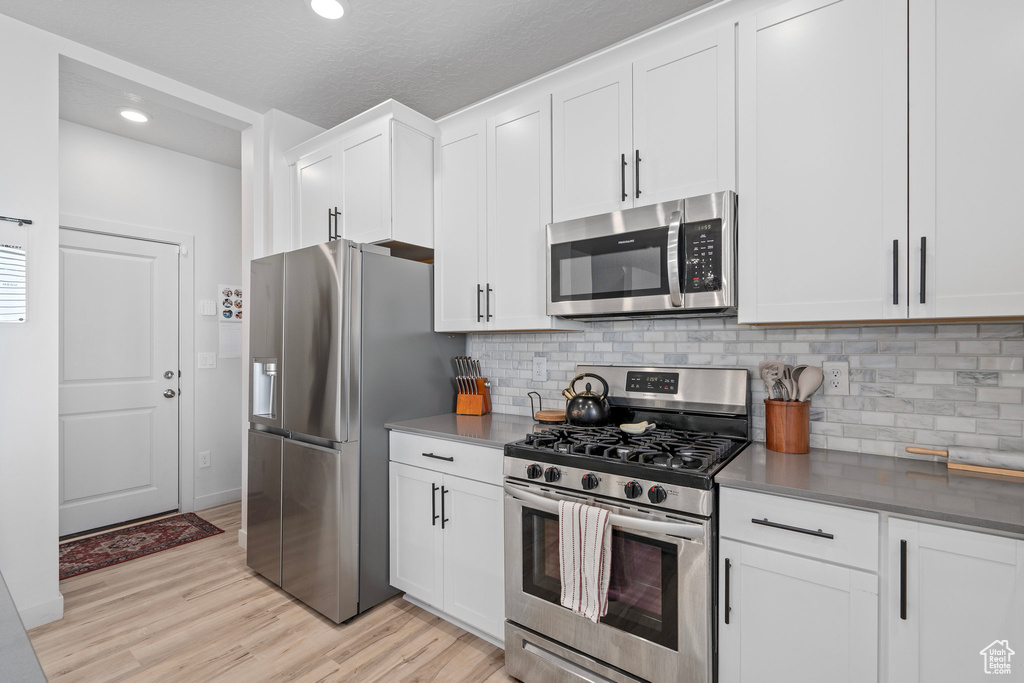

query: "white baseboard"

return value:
[20, 593, 64, 630]
[237, 529, 247, 550]
[193, 487, 241, 511]
[402, 595, 504, 649]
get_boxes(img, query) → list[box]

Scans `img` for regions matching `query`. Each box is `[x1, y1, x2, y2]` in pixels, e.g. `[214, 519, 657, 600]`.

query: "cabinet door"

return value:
[338, 122, 391, 245]
[294, 148, 336, 249]
[737, 0, 908, 323]
[486, 97, 553, 330]
[389, 462, 444, 609]
[909, 0, 1024, 318]
[551, 65, 633, 222]
[888, 519, 1024, 682]
[633, 25, 735, 206]
[435, 122, 486, 332]
[719, 540, 879, 683]
[441, 474, 505, 641]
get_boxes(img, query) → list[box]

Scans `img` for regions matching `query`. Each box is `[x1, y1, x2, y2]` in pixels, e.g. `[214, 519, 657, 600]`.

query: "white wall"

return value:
[59, 121, 244, 508]
[0, 18, 63, 631]
[0, 12, 263, 629]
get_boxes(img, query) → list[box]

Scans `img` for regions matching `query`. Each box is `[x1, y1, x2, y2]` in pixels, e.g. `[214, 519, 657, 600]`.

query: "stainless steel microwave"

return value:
[546, 191, 737, 318]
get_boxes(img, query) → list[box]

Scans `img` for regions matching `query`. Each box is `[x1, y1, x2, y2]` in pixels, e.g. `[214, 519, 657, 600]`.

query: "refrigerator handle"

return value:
[343, 243, 361, 443]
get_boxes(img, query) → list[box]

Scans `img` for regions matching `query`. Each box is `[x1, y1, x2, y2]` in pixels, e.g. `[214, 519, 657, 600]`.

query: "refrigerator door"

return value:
[283, 242, 352, 443]
[246, 430, 282, 585]
[249, 253, 284, 428]
[281, 438, 360, 623]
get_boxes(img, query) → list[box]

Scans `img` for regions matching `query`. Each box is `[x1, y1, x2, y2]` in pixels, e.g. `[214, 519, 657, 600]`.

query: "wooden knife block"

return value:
[457, 378, 492, 416]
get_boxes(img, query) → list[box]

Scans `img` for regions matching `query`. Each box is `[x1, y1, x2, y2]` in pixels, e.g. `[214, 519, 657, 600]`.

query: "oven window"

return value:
[550, 228, 669, 302]
[521, 508, 679, 650]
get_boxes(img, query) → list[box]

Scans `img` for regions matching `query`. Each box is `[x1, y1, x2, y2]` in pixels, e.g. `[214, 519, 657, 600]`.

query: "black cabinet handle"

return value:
[486, 283, 493, 321]
[441, 486, 449, 529]
[621, 153, 627, 202]
[751, 517, 834, 540]
[900, 539, 908, 620]
[422, 452, 454, 462]
[634, 150, 642, 199]
[919, 236, 927, 304]
[431, 483, 439, 526]
[476, 284, 483, 322]
[724, 558, 732, 625]
[892, 239, 899, 305]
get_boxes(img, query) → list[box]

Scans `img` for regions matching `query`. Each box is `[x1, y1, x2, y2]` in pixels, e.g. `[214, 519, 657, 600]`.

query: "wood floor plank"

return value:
[29, 502, 516, 682]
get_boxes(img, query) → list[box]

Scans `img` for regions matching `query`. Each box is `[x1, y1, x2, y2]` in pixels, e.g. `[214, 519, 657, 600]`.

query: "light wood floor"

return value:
[29, 502, 515, 682]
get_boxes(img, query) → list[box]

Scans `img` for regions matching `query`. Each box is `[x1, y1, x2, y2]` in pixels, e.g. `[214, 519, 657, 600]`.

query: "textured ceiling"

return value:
[59, 67, 242, 169]
[0, 0, 715, 129]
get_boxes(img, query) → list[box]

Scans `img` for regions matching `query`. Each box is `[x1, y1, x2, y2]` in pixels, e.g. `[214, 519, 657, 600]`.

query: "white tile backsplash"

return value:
[467, 319, 1024, 460]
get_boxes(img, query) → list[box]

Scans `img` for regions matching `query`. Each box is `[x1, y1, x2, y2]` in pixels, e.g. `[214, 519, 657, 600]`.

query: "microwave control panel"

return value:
[682, 218, 723, 293]
[625, 371, 679, 394]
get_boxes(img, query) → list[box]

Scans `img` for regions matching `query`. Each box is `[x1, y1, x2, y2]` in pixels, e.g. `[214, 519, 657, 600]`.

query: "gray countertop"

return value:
[719, 443, 1024, 537]
[386, 412, 544, 449]
[0, 572, 46, 683]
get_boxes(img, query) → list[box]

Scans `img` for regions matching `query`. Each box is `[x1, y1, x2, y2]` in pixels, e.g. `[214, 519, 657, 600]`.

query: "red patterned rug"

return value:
[59, 513, 223, 580]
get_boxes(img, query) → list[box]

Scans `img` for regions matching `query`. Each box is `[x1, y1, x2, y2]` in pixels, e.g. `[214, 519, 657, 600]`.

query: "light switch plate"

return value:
[199, 300, 217, 316]
[198, 352, 217, 369]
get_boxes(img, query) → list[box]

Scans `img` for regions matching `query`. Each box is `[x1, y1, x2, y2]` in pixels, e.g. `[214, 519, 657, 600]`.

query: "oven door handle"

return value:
[666, 210, 684, 308]
[504, 484, 705, 539]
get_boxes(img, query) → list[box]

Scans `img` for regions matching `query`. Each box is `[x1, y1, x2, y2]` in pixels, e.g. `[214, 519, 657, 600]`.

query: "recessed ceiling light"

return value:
[310, 0, 347, 19]
[119, 108, 149, 123]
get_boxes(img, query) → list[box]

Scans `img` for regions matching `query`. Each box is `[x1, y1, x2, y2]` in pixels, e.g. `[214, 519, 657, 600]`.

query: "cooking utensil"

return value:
[565, 373, 611, 427]
[906, 446, 1024, 478]
[796, 366, 823, 401]
[781, 366, 796, 403]
[759, 361, 784, 396]
[792, 365, 808, 385]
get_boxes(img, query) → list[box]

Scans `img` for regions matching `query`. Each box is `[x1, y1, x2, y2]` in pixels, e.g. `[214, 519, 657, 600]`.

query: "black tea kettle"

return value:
[566, 373, 611, 427]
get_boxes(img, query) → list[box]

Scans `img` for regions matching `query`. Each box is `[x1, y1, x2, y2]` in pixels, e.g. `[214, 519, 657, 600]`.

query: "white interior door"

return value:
[58, 228, 180, 536]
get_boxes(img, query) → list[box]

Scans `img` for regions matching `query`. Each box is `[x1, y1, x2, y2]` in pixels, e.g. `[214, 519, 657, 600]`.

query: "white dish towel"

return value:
[558, 499, 612, 623]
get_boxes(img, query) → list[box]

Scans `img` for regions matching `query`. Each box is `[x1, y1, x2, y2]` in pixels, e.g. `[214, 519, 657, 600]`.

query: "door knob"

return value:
[164, 370, 175, 380]
[164, 389, 176, 398]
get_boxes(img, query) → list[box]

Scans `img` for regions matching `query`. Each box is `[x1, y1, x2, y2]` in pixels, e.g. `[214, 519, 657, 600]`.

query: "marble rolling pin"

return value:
[906, 446, 1024, 479]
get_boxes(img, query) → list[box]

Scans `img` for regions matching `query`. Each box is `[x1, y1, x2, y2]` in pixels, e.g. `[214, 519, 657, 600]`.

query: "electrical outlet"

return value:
[199, 451, 211, 468]
[532, 356, 548, 382]
[822, 361, 851, 396]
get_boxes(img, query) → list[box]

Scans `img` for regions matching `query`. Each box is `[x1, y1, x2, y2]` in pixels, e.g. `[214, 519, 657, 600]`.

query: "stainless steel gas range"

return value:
[503, 365, 750, 683]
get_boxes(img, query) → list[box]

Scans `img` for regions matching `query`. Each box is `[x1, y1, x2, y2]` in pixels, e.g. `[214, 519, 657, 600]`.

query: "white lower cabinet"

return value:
[887, 519, 1024, 683]
[388, 437, 505, 644]
[719, 540, 879, 683]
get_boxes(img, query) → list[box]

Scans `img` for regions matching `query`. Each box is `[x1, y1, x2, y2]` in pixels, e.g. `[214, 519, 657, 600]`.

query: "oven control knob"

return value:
[526, 464, 543, 479]
[648, 485, 668, 504]
[544, 467, 561, 483]
[624, 481, 643, 499]
[581, 473, 600, 490]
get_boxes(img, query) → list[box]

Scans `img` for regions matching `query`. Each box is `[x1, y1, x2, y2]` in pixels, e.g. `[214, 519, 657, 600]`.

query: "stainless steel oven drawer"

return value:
[505, 622, 646, 683]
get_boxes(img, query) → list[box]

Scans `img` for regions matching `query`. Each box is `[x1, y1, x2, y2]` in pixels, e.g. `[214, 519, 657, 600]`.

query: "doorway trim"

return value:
[59, 214, 196, 514]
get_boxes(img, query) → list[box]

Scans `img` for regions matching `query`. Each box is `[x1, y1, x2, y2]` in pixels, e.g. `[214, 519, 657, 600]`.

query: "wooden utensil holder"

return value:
[456, 378, 492, 416]
[765, 399, 810, 454]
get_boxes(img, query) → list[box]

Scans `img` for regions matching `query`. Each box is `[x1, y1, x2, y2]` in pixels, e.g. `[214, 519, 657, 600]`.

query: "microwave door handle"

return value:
[667, 210, 684, 307]
[503, 484, 705, 539]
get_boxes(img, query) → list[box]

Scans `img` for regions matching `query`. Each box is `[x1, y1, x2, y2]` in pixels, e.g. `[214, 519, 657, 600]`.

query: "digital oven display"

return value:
[625, 371, 679, 394]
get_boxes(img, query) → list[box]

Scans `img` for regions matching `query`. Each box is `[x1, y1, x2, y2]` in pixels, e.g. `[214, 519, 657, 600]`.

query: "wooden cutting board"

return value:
[535, 410, 566, 423]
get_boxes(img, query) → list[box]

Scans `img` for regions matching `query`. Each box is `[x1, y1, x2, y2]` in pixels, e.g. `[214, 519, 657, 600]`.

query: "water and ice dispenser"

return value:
[252, 357, 278, 419]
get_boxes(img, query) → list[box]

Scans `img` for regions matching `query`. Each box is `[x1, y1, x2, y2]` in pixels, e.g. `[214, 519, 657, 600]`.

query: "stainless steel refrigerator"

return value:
[246, 240, 463, 623]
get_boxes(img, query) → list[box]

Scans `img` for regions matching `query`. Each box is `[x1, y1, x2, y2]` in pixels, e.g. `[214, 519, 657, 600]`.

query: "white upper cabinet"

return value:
[887, 519, 1024, 682]
[287, 100, 436, 251]
[738, 0, 908, 324]
[552, 66, 633, 222]
[633, 27, 736, 206]
[434, 98, 581, 333]
[435, 122, 487, 331]
[551, 27, 735, 224]
[909, 0, 1024, 319]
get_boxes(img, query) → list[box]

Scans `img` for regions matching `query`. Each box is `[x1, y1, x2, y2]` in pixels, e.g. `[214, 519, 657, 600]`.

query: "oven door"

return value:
[503, 483, 712, 683]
